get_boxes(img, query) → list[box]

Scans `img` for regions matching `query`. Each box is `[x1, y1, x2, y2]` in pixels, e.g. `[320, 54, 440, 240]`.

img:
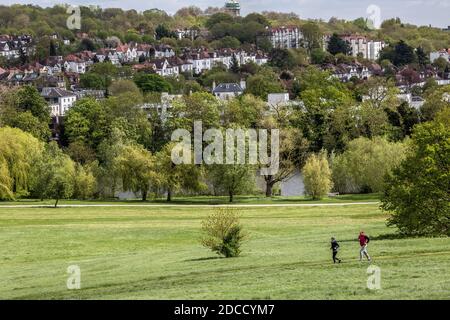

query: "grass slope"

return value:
[0, 204, 449, 299]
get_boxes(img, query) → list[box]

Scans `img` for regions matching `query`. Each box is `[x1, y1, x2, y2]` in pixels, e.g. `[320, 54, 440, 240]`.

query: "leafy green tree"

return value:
[80, 72, 105, 89]
[114, 144, 158, 201]
[327, 33, 351, 55]
[382, 108, 450, 236]
[269, 48, 296, 70]
[416, 46, 429, 67]
[421, 85, 450, 121]
[155, 142, 205, 201]
[300, 22, 323, 51]
[133, 73, 173, 93]
[32, 142, 76, 207]
[222, 94, 266, 128]
[0, 127, 44, 199]
[245, 69, 284, 100]
[332, 137, 407, 194]
[302, 151, 333, 200]
[392, 40, 417, 66]
[296, 66, 354, 152]
[208, 163, 256, 203]
[64, 98, 108, 149]
[155, 24, 176, 39]
[73, 163, 96, 200]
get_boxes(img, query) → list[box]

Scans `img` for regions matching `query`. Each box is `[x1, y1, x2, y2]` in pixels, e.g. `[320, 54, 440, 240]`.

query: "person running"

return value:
[358, 231, 371, 262]
[330, 237, 341, 263]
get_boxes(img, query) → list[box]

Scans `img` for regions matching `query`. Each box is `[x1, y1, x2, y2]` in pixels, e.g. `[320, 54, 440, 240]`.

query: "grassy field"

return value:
[0, 202, 449, 300]
[0, 193, 381, 206]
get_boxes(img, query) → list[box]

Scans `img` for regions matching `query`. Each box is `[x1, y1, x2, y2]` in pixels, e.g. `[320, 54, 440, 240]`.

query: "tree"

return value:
[0, 127, 43, 199]
[73, 163, 96, 200]
[393, 40, 416, 67]
[201, 208, 247, 258]
[300, 22, 322, 51]
[331, 137, 407, 194]
[155, 24, 176, 39]
[222, 94, 266, 128]
[245, 69, 284, 100]
[269, 48, 296, 70]
[155, 142, 204, 201]
[420, 85, 450, 121]
[230, 54, 240, 73]
[32, 142, 76, 207]
[302, 152, 332, 200]
[208, 164, 256, 202]
[108, 79, 141, 97]
[296, 66, 354, 152]
[133, 73, 173, 93]
[80, 72, 105, 89]
[64, 98, 108, 149]
[381, 108, 450, 236]
[416, 47, 429, 67]
[327, 33, 351, 55]
[114, 144, 158, 201]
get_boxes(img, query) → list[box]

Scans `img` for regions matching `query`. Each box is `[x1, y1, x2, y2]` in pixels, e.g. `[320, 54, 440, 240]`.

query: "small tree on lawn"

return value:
[201, 208, 247, 258]
[302, 151, 333, 200]
[33, 142, 76, 207]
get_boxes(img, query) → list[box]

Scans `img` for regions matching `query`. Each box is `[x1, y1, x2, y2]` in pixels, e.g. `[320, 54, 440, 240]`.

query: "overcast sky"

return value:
[1, 0, 449, 28]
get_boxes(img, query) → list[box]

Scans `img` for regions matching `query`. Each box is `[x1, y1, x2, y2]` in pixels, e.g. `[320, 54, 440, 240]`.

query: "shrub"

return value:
[201, 208, 247, 258]
[302, 151, 333, 200]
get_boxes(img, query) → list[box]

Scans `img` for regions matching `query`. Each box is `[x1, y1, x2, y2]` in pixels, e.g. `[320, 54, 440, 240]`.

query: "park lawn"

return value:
[0, 193, 381, 206]
[0, 204, 449, 300]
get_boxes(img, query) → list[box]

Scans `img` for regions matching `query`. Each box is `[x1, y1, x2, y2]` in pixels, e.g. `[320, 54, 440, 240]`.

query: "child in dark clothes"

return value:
[330, 237, 342, 263]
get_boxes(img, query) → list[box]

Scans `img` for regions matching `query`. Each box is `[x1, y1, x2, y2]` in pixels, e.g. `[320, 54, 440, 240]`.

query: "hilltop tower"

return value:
[224, 0, 240, 17]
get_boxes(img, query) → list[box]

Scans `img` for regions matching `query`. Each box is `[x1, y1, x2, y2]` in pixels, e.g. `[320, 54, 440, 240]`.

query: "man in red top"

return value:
[359, 231, 371, 262]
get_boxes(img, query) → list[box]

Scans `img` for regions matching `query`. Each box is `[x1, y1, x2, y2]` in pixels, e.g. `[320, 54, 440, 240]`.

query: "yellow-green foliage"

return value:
[0, 127, 43, 199]
[332, 137, 408, 194]
[302, 151, 333, 200]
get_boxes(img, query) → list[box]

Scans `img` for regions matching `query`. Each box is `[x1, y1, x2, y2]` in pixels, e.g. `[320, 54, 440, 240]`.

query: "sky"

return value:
[1, 0, 449, 28]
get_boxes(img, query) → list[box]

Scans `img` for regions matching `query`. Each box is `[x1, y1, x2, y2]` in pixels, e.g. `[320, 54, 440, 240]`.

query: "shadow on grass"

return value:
[338, 233, 408, 243]
[184, 256, 223, 262]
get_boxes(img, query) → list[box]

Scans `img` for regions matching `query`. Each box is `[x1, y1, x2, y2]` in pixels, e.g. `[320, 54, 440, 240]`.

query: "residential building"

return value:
[268, 26, 303, 49]
[41, 87, 77, 117]
[342, 35, 385, 60]
[212, 83, 244, 100]
[430, 49, 450, 63]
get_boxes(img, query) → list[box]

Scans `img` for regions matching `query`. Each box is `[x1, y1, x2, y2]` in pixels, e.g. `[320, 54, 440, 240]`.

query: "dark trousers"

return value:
[332, 251, 340, 263]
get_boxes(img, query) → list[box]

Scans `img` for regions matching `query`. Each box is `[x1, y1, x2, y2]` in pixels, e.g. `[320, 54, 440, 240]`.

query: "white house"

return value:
[342, 35, 385, 61]
[41, 87, 77, 117]
[64, 55, 86, 74]
[268, 26, 303, 49]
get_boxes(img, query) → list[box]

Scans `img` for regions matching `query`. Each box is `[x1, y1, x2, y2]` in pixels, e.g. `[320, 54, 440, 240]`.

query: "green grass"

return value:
[0, 193, 381, 206]
[0, 203, 449, 300]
